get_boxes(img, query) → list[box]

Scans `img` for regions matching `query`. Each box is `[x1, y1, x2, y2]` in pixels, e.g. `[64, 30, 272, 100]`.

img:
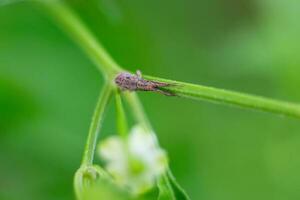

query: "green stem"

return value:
[37, 0, 121, 78]
[39, 0, 300, 120]
[124, 92, 190, 199]
[36, 2, 186, 198]
[82, 84, 112, 166]
[115, 91, 128, 137]
[145, 75, 300, 119]
[123, 92, 152, 132]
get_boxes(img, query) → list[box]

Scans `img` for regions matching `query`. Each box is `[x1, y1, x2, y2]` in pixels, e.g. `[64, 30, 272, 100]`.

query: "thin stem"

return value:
[115, 91, 128, 137]
[74, 168, 84, 200]
[123, 92, 152, 132]
[36, 2, 292, 199]
[38, 1, 300, 120]
[37, 0, 122, 78]
[82, 84, 112, 166]
[145, 75, 300, 119]
[124, 92, 190, 199]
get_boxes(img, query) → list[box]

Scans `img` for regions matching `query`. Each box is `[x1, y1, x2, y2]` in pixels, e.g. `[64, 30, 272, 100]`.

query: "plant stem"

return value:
[115, 91, 128, 137]
[38, 1, 300, 120]
[82, 84, 112, 166]
[124, 92, 190, 199]
[37, 0, 121, 79]
[145, 75, 300, 119]
[123, 92, 152, 132]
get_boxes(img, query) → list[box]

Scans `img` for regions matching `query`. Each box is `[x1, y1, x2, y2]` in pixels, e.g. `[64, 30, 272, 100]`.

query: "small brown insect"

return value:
[115, 70, 174, 96]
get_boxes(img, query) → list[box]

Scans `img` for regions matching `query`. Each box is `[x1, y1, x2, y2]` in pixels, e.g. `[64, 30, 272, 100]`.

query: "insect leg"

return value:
[153, 88, 175, 96]
[136, 70, 142, 79]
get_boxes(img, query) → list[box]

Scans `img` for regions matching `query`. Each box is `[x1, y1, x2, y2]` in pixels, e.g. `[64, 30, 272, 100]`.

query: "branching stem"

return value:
[35, 1, 300, 199]
[38, 0, 300, 120]
[81, 84, 112, 166]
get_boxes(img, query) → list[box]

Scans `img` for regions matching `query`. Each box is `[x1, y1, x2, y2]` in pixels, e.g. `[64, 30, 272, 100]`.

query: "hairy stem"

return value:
[145, 75, 300, 119]
[82, 84, 112, 166]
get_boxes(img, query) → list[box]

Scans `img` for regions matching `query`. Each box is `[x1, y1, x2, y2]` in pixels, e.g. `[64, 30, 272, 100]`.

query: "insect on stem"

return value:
[115, 70, 175, 96]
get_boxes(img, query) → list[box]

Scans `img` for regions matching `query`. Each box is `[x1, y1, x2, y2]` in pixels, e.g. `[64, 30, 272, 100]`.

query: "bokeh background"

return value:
[1, 0, 300, 199]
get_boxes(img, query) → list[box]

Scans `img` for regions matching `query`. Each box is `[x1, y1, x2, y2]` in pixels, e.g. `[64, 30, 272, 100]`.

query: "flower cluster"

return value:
[98, 125, 168, 195]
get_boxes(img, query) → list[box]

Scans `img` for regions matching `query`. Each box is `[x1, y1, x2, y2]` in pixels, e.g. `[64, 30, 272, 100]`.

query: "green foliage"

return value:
[23, 1, 300, 199]
[2, 0, 300, 200]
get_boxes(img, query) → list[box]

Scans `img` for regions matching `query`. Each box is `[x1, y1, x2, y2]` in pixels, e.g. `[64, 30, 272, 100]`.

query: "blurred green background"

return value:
[1, 0, 300, 199]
